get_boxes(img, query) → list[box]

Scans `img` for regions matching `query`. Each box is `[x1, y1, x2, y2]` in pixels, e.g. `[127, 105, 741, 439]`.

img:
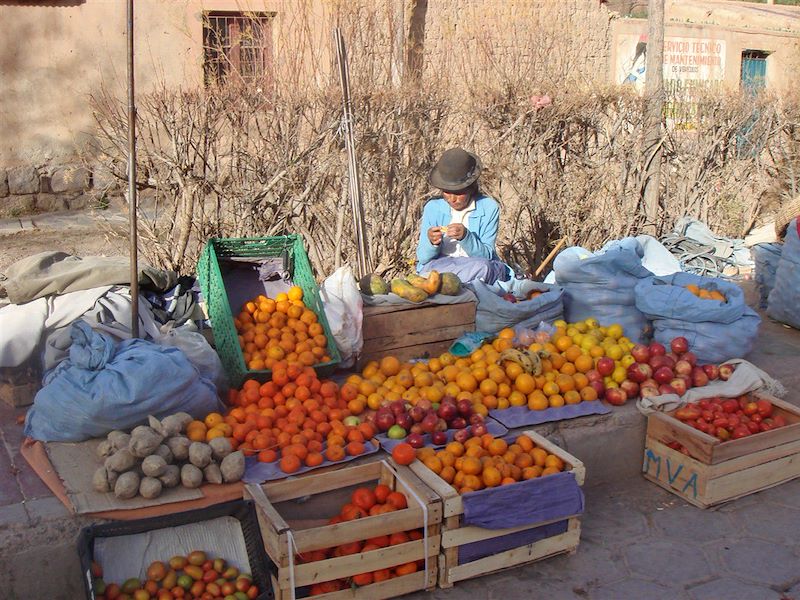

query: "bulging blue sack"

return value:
[24, 321, 223, 442]
[553, 238, 653, 343]
[469, 280, 564, 333]
[635, 272, 760, 363]
[752, 243, 782, 309]
[767, 219, 800, 329]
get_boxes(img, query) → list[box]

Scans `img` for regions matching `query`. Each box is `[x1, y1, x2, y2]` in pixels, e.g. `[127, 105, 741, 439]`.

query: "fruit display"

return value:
[684, 283, 727, 302]
[90, 551, 259, 600]
[192, 362, 376, 475]
[371, 270, 462, 303]
[92, 413, 244, 500]
[233, 285, 331, 372]
[671, 393, 786, 441]
[294, 485, 424, 596]
[618, 337, 734, 406]
[415, 434, 566, 494]
[368, 395, 494, 448]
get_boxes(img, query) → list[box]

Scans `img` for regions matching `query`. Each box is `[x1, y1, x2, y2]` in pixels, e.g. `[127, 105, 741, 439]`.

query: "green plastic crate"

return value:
[197, 236, 341, 388]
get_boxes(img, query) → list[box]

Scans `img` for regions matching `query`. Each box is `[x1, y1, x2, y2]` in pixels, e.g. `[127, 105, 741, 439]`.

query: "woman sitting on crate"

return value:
[416, 148, 511, 285]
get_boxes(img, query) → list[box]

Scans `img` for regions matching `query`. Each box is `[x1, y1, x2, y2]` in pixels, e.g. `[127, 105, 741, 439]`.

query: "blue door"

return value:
[738, 51, 769, 157]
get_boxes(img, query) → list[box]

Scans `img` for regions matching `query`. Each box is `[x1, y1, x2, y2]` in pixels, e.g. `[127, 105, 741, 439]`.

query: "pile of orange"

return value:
[416, 434, 566, 494]
[233, 285, 332, 371]
[187, 361, 376, 474]
[685, 283, 726, 302]
[298, 484, 424, 596]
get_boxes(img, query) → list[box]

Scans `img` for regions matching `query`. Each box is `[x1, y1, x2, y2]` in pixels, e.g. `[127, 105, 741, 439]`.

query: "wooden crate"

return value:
[409, 430, 584, 588]
[245, 460, 442, 600]
[0, 366, 39, 408]
[359, 301, 476, 366]
[643, 393, 800, 508]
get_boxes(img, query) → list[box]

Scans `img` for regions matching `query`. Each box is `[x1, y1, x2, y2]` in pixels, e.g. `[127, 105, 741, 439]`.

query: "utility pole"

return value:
[127, 0, 139, 337]
[642, 0, 665, 236]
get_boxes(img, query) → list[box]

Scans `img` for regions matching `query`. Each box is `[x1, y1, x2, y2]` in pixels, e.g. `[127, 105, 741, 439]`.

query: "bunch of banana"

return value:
[497, 348, 550, 376]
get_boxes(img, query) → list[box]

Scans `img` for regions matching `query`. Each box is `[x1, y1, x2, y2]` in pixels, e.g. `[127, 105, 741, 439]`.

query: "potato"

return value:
[107, 469, 119, 489]
[172, 412, 194, 433]
[159, 464, 181, 488]
[154, 444, 173, 464]
[139, 476, 163, 499]
[181, 464, 203, 489]
[188, 442, 212, 468]
[203, 462, 223, 485]
[220, 451, 245, 483]
[92, 467, 112, 493]
[107, 431, 131, 451]
[96, 440, 114, 460]
[160, 414, 190, 437]
[114, 471, 141, 499]
[129, 426, 164, 458]
[142, 455, 167, 478]
[209, 437, 232, 461]
[166, 436, 191, 462]
[105, 448, 138, 473]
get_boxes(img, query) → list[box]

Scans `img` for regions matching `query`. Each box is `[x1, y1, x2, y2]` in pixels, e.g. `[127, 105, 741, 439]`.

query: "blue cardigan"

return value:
[416, 194, 501, 271]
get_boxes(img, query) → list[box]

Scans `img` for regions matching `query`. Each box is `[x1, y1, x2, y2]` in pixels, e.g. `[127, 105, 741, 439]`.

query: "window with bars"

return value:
[203, 12, 274, 85]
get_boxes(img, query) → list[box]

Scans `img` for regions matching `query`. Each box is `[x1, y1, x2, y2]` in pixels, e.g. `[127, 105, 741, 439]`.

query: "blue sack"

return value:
[767, 219, 800, 329]
[635, 272, 760, 363]
[469, 280, 564, 333]
[752, 243, 783, 309]
[24, 321, 223, 442]
[554, 238, 653, 343]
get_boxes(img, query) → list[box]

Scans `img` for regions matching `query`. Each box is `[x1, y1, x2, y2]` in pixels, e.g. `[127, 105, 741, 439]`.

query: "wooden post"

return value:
[642, 0, 665, 236]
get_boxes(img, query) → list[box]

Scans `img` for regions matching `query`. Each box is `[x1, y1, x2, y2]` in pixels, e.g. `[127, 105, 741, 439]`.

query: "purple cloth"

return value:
[420, 256, 511, 285]
[489, 401, 611, 428]
[458, 520, 569, 564]
[242, 440, 380, 483]
[376, 418, 507, 452]
[461, 471, 584, 529]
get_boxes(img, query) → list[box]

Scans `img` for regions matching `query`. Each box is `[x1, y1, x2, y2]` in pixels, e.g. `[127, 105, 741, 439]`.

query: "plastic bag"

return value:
[767, 219, 800, 329]
[554, 238, 652, 343]
[24, 321, 223, 442]
[320, 266, 362, 368]
[469, 280, 564, 334]
[752, 243, 783, 309]
[634, 272, 760, 364]
[155, 321, 227, 392]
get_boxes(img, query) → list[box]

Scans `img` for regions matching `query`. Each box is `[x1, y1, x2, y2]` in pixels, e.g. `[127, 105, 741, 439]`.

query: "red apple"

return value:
[453, 428, 471, 443]
[416, 398, 433, 412]
[457, 399, 473, 417]
[586, 369, 603, 383]
[451, 417, 467, 430]
[691, 367, 709, 388]
[701, 364, 719, 380]
[755, 398, 773, 417]
[719, 363, 736, 381]
[681, 351, 698, 366]
[666, 351, 681, 364]
[640, 385, 660, 399]
[375, 409, 396, 432]
[597, 357, 615, 377]
[649, 355, 668, 370]
[389, 400, 406, 416]
[620, 380, 640, 399]
[420, 413, 438, 434]
[469, 413, 484, 425]
[431, 430, 448, 445]
[395, 413, 413, 431]
[470, 422, 488, 437]
[674, 360, 693, 376]
[669, 378, 687, 396]
[670, 336, 689, 354]
[661, 355, 676, 370]
[410, 424, 423, 435]
[437, 402, 457, 421]
[658, 384, 678, 396]
[626, 362, 651, 383]
[409, 406, 425, 423]
[654, 366, 675, 385]
[631, 344, 651, 364]
[406, 433, 425, 448]
[649, 342, 667, 357]
[589, 380, 606, 398]
[605, 388, 628, 406]
[642, 378, 658, 390]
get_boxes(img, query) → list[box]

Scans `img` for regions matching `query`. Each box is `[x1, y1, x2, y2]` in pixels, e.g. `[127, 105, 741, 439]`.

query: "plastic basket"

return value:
[77, 500, 275, 600]
[197, 236, 341, 388]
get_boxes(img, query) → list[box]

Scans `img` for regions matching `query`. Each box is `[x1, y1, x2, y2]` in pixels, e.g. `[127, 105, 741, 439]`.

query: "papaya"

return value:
[391, 279, 429, 303]
[407, 271, 441, 295]
[359, 273, 389, 296]
[439, 272, 462, 295]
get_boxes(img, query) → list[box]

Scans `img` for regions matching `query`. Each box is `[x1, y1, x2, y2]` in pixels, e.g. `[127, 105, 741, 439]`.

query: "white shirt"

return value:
[440, 199, 476, 258]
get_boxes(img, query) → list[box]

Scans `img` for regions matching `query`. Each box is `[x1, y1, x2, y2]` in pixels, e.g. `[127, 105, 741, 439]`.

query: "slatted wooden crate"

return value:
[0, 366, 38, 408]
[409, 430, 584, 588]
[643, 392, 800, 508]
[245, 460, 442, 599]
[359, 301, 476, 367]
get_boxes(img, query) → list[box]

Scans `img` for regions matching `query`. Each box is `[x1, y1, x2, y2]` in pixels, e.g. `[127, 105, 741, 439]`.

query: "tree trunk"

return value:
[642, 0, 665, 235]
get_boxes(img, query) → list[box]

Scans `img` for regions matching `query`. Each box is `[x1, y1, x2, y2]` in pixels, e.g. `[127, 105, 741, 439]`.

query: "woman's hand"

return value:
[427, 226, 444, 245]
[446, 223, 467, 241]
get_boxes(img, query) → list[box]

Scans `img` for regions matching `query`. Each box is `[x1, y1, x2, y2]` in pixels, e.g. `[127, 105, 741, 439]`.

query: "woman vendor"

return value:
[416, 148, 510, 284]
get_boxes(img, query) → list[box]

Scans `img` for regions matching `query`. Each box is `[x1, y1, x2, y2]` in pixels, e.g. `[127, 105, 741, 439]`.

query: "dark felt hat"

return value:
[429, 148, 483, 192]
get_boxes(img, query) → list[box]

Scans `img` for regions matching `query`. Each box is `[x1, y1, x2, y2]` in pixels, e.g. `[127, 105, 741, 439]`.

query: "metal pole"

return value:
[127, 0, 140, 338]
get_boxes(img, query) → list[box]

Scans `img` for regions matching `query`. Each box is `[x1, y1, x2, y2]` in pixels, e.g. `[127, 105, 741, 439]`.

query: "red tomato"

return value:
[731, 425, 750, 440]
[756, 399, 773, 418]
[773, 415, 787, 428]
[712, 417, 729, 429]
[727, 415, 740, 429]
[751, 413, 763, 424]
[716, 427, 730, 441]
[746, 421, 760, 434]
[721, 399, 739, 414]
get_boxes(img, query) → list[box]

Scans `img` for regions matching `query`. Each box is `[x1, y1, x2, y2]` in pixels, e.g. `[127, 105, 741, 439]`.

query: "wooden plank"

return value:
[444, 522, 581, 585]
[362, 302, 475, 340]
[278, 539, 429, 587]
[263, 462, 383, 503]
[705, 450, 800, 505]
[441, 514, 582, 548]
[307, 571, 430, 600]
[244, 485, 285, 563]
[407, 460, 462, 518]
[707, 438, 800, 478]
[521, 430, 586, 485]
[391, 463, 444, 518]
[642, 437, 709, 503]
[362, 323, 475, 355]
[647, 412, 718, 464]
[712, 420, 800, 463]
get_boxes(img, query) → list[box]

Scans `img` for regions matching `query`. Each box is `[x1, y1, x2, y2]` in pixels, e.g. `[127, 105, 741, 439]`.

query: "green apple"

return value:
[387, 425, 407, 439]
[343, 415, 361, 427]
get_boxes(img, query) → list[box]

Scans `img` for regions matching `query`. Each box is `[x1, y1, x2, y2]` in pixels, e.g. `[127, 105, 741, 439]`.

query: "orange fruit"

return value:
[379, 356, 401, 376]
[279, 454, 302, 474]
[498, 328, 515, 340]
[574, 354, 594, 373]
[445, 441, 465, 457]
[555, 374, 575, 393]
[514, 373, 535, 395]
[487, 438, 508, 457]
[455, 372, 478, 393]
[542, 466, 561, 476]
[287, 286, 304, 301]
[423, 455, 443, 474]
[564, 390, 582, 405]
[544, 454, 565, 470]
[460, 456, 482, 475]
[482, 466, 502, 488]
[522, 465, 543, 479]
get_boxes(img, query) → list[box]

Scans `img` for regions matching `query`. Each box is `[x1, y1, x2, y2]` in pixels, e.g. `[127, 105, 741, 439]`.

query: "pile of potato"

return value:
[92, 412, 245, 500]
